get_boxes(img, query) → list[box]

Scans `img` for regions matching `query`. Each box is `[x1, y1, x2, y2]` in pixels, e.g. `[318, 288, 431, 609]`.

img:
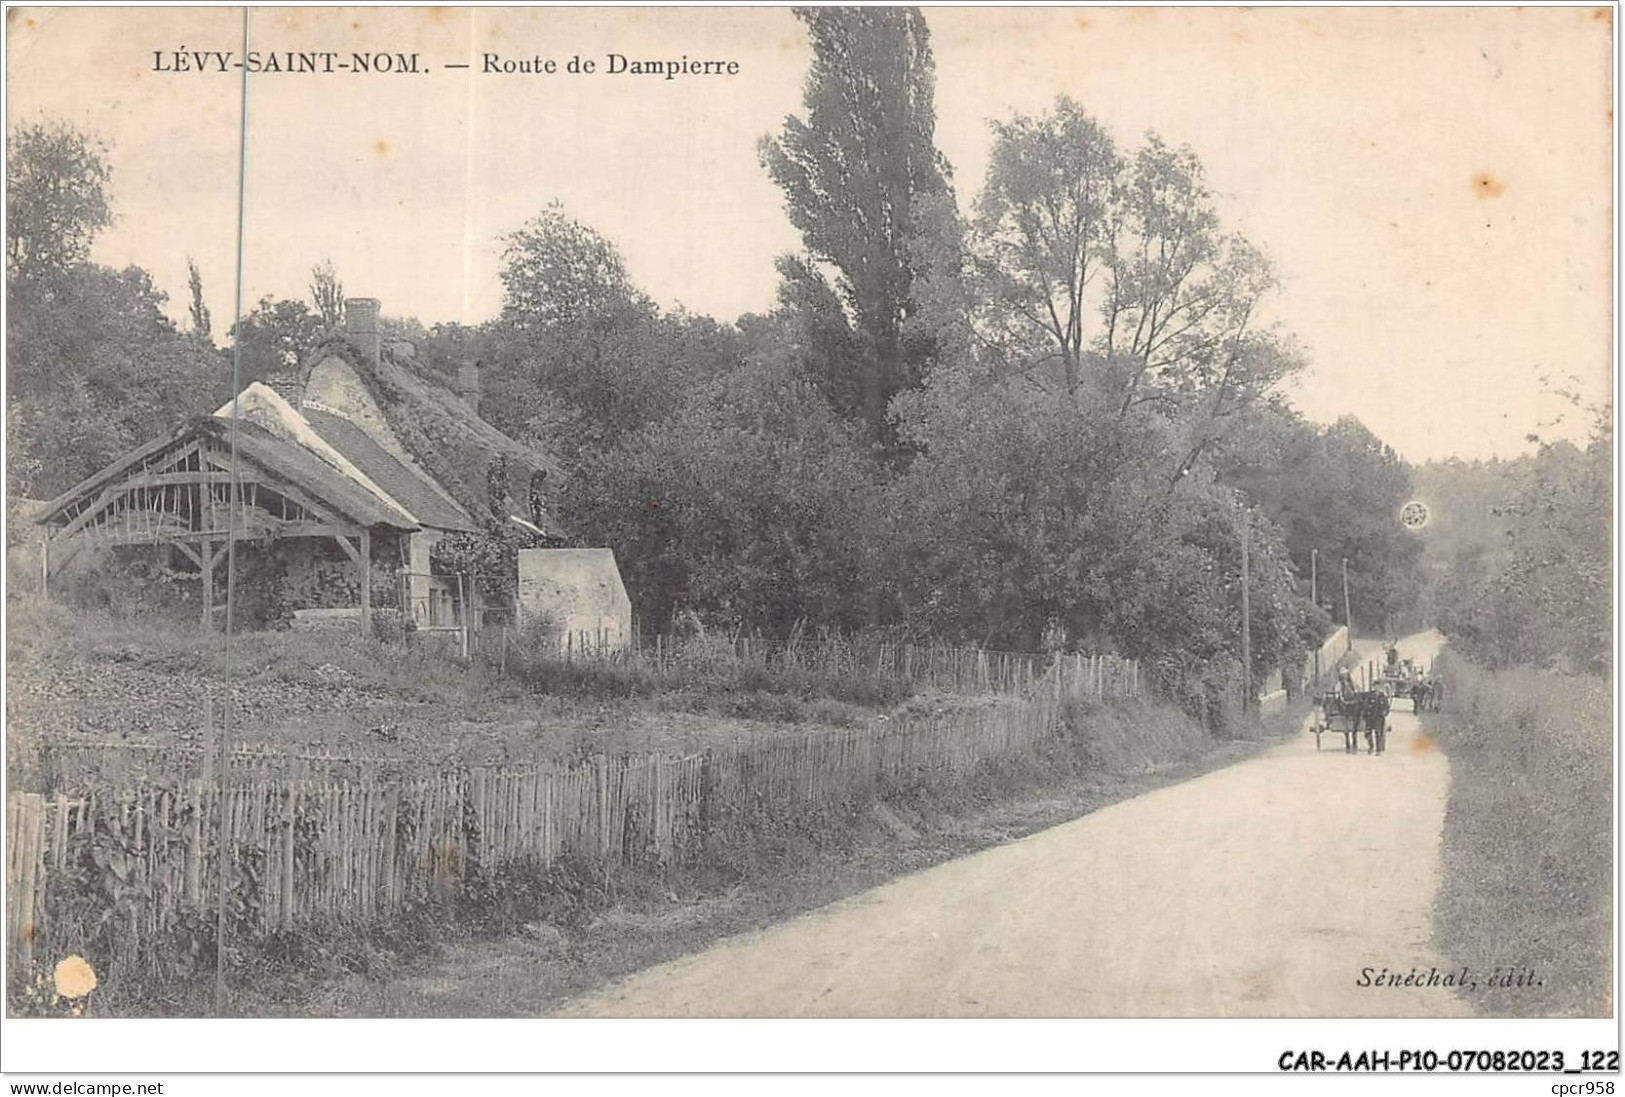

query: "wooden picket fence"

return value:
[6, 695, 1057, 972]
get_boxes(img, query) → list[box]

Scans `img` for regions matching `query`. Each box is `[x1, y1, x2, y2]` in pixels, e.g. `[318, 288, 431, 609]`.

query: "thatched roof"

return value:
[294, 334, 562, 527]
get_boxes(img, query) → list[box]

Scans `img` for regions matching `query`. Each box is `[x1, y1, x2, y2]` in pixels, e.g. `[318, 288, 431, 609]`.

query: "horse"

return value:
[1317, 689, 1390, 754]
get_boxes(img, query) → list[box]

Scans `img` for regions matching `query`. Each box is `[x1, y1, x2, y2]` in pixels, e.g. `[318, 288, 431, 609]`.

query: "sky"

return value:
[5, 5, 1615, 463]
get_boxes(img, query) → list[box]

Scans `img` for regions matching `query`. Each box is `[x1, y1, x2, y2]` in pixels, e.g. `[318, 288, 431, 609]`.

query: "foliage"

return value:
[956, 97, 1303, 476]
[226, 295, 324, 389]
[5, 119, 226, 499]
[309, 259, 345, 330]
[487, 204, 740, 461]
[6, 119, 112, 285]
[1425, 413, 1610, 672]
[761, 6, 951, 443]
[1213, 404, 1428, 635]
[186, 257, 211, 342]
[8, 259, 228, 498]
[562, 347, 881, 632]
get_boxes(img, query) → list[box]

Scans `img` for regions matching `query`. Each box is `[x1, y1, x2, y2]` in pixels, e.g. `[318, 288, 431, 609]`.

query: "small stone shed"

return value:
[517, 548, 632, 653]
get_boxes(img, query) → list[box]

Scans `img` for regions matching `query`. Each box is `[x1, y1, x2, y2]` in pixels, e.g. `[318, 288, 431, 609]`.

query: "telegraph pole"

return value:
[1342, 557, 1353, 639]
[1240, 518, 1251, 712]
[1310, 548, 1318, 607]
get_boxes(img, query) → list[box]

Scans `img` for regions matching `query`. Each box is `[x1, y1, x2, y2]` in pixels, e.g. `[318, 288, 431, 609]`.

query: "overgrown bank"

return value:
[1428, 655, 1612, 1017]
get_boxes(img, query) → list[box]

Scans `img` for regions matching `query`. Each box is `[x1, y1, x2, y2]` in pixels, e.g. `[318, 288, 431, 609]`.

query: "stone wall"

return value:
[516, 548, 631, 652]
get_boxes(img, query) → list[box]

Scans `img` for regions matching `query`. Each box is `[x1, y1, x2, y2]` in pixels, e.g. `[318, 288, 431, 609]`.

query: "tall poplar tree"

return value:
[761, 6, 951, 444]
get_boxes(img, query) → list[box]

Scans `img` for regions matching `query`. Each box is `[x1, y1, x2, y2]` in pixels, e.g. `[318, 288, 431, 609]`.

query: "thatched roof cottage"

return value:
[36, 298, 563, 633]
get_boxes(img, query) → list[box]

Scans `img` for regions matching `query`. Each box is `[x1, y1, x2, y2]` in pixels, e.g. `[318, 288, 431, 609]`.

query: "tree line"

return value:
[6, 8, 1432, 702]
[1415, 409, 1610, 676]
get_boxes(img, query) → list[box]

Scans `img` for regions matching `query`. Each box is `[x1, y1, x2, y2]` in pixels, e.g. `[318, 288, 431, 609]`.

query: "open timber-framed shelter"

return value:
[34, 415, 417, 630]
[35, 297, 564, 635]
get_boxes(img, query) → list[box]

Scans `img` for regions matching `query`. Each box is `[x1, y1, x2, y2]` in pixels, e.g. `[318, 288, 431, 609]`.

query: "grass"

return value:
[1427, 654, 1612, 1017]
[6, 596, 923, 781]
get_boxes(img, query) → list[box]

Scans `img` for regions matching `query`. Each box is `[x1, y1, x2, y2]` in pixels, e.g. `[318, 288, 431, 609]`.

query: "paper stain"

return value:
[1472, 173, 1506, 199]
[374, 139, 390, 157]
[1076, 16, 1092, 31]
[1593, 7, 1612, 24]
[1410, 731, 1437, 755]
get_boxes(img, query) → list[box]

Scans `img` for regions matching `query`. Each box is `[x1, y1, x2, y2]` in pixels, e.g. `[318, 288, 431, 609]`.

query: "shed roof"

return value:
[35, 416, 419, 533]
[302, 408, 475, 532]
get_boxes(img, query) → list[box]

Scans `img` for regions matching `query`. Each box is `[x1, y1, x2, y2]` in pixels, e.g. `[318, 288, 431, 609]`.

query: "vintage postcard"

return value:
[2, 2, 1615, 1079]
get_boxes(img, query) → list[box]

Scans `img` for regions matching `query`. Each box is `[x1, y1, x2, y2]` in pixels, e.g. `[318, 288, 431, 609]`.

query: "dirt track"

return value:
[571, 631, 1470, 1017]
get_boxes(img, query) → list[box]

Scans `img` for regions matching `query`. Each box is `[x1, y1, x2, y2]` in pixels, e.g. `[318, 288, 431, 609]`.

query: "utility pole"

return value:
[1240, 517, 1251, 712]
[1310, 548, 1318, 607]
[1342, 557, 1353, 640]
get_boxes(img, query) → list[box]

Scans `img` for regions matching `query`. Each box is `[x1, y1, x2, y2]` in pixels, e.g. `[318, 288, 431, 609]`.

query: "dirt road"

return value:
[570, 630, 1470, 1017]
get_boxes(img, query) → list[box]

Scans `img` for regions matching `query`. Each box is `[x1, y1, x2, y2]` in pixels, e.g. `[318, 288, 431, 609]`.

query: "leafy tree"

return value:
[498, 203, 644, 333]
[972, 98, 1121, 400]
[761, 6, 951, 441]
[489, 205, 740, 462]
[6, 120, 112, 285]
[1214, 405, 1427, 635]
[309, 258, 345, 330]
[6, 120, 226, 498]
[562, 347, 879, 632]
[186, 257, 212, 342]
[961, 100, 1301, 482]
[227, 295, 323, 388]
[8, 263, 226, 497]
[1427, 414, 1610, 673]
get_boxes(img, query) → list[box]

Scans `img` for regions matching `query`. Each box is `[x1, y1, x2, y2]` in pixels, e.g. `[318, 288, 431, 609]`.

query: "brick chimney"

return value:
[266, 349, 304, 406]
[455, 358, 482, 416]
[345, 297, 382, 368]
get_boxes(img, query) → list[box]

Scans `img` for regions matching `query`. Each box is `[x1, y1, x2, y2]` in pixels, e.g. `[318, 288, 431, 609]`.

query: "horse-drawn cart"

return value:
[1311, 688, 1391, 754]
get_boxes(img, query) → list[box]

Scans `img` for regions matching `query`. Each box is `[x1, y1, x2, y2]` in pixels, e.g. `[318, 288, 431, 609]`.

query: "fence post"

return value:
[184, 780, 204, 905]
[279, 785, 298, 930]
[7, 793, 45, 973]
[595, 755, 611, 861]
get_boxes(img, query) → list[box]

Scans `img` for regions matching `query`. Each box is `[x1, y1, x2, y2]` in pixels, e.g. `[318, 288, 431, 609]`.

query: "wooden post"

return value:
[201, 539, 215, 627]
[40, 538, 49, 600]
[457, 573, 468, 659]
[279, 786, 298, 930]
[358, 529, 372, 635]
[1342, 557, 1353, 638]
[185, 779, 204, 906]
[595, 755, 610, 861]
[7, 793, 44, 972]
